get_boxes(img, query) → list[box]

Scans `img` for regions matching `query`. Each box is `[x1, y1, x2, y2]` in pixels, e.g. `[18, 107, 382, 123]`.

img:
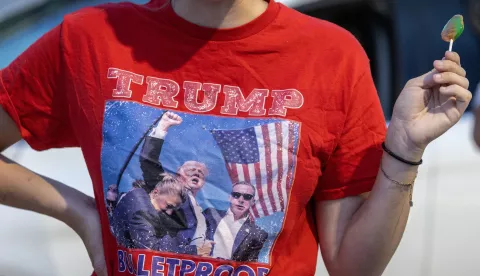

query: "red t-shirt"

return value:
[0, 0, 386, 275]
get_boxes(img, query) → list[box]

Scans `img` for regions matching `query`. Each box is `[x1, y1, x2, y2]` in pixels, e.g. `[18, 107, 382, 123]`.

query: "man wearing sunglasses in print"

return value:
[204, 181, 268, 262]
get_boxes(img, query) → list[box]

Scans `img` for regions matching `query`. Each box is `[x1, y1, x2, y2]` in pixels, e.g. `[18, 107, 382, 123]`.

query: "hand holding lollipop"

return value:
[385, 15, 471, 162]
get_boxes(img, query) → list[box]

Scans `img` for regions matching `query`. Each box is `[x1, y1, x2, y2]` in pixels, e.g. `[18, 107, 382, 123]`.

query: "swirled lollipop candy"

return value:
[441, 15, 464, 51]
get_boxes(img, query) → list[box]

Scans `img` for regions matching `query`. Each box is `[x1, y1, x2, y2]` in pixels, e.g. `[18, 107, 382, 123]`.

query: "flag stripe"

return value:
[286, 122, 295, 190]
[242, 164, 250, 185]
[236, 164, 245, 182]
[262, 124, 277, 213]
[254, 162, 269, 216]
[281, 121, 290, 210]
[255, 125, 273, 215]
[248, 163, 261, 218]
[269, 122, 281, 211]
[230, 163, 239, 183]
[275, 122, 286, 211]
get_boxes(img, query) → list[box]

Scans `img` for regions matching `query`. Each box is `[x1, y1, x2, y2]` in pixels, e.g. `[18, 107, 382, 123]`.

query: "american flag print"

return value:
[211, 121, 300, 219]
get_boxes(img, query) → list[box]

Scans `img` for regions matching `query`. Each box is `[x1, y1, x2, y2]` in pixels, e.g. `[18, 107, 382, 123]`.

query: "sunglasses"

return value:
[231, 192, 254, 201]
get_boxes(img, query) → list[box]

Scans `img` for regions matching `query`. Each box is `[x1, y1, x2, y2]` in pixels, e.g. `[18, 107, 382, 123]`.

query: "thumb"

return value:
[414, 69, 438, 89]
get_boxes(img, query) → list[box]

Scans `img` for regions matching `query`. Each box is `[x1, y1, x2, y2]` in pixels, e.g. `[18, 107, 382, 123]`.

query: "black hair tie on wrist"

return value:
[382, 142, 423, 166]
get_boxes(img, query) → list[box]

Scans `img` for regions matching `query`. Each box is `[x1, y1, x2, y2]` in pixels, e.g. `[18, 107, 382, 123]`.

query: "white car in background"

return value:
[1, 0, 479, 275]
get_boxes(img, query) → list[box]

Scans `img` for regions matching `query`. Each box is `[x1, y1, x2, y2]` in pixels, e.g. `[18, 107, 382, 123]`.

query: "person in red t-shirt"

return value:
[0, 0, 472, 275]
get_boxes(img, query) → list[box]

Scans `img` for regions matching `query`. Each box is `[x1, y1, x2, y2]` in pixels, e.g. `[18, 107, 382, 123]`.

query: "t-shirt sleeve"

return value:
[314, 62, 387, 201]
[0, 23, 78, 151]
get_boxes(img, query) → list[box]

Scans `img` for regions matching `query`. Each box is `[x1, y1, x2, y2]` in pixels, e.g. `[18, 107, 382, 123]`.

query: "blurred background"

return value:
[1, 0, 480, 275]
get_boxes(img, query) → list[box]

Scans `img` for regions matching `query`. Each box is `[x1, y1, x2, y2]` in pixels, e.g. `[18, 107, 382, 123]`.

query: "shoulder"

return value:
[276, 4, 370, 69]
[281, 5, 365, 50]
[113, 189, 147, 216]
[122, 188, 149, 202]
[247, 221, 268, 238]
[59, 1, 151, 43]
[64, 1, 151, 20]
[204, 208, 225, 215]
[203, 208, 226, 219]
[62, 2, 133, 26]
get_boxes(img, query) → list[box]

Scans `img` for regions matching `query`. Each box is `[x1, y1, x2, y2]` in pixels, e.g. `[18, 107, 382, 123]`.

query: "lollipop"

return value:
[441, 15, 464, 51]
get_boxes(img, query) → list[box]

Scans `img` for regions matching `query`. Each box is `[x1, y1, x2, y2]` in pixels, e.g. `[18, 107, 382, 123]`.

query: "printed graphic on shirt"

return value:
[101, 100, 301, 269]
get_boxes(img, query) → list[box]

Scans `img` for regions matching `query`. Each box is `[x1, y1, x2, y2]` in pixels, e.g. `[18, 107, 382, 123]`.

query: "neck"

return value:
[188, 189, 197, 197]
[229, 208, 247, 221]
[150, 196, 160, 211]
[234, 214, 247, 221]
[171, 0, 268, 29]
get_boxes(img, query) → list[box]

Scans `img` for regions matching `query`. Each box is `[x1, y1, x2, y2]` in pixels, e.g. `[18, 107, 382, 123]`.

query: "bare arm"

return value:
[316, 51, 470, 276]
[0, 107, 107, 275]
[316, 152, 414, 276]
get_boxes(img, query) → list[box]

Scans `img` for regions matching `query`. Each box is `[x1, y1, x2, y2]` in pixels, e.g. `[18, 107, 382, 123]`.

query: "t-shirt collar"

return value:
[160, 0, 280, 41]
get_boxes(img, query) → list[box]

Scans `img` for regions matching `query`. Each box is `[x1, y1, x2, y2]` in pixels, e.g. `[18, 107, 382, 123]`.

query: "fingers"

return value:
[439, 84, 472, 111]
[433, 59, 466, 77]
[444, 51, 461, 65]
[165, 111, 182, 122]
[422, 70, 469, 89]
[433, 72, 470, 89]
[419, 51, 467, 89]
[439, 84, 472, 102]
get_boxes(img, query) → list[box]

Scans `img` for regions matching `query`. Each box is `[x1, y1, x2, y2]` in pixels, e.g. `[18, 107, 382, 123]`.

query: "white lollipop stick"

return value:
[449, 39, 453, 52]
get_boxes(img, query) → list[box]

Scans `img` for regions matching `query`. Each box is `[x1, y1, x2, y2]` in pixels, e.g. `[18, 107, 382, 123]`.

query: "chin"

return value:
[236, 212, 248, 218]
[189, 182, 203, 190]
[190, 186, 201, 191]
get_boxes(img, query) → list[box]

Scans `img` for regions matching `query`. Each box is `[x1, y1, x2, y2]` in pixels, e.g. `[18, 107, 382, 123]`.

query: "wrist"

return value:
[150, 128, 168, 139]
[385, 125, 425, 163]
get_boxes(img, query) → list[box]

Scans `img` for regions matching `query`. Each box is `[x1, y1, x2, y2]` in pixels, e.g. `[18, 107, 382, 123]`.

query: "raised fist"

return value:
[157, 111, 183, 132]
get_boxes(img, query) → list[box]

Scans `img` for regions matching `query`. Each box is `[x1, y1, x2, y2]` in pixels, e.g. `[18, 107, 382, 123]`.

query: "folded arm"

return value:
[0, 107, 93, 231]
[0, 107, 104, 272]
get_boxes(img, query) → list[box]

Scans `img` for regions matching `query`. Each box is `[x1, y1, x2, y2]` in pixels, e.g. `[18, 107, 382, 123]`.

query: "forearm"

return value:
[0, 154, 94, 233]
[140, 136, 165, 190]
[331, 151, 418, 276]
